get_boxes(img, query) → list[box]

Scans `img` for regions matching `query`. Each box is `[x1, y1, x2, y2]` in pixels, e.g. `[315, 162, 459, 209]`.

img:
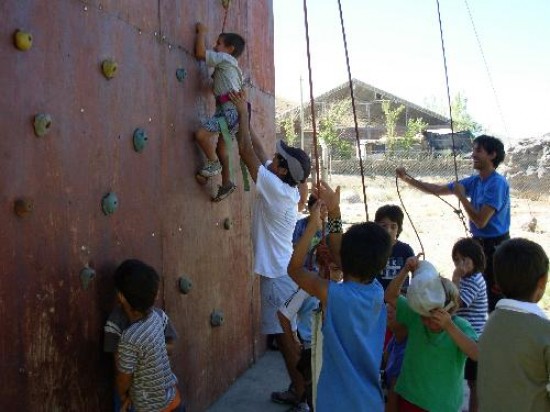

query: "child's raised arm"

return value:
[288, 201, 329, 307]
[195, 22, 207, 60]
[385, 256, 418, 307]
[430, 308, 478, 360]
[314, 180, 342, 268]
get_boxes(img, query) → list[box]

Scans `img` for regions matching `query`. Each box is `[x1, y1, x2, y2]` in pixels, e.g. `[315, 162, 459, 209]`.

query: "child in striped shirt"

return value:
[451, 238, 488, 412]
[113, 259, 183, 412]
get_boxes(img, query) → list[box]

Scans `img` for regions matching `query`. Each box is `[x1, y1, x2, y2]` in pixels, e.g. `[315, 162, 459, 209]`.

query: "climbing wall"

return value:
[0, 0, 275, 410]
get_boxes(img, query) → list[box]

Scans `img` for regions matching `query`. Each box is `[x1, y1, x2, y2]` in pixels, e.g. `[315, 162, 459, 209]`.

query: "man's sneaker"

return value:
[287, 403, 310, 412]
[271, 388, 299, 405]
[212, 182, 236, 202]
[199, 160, 222, 177]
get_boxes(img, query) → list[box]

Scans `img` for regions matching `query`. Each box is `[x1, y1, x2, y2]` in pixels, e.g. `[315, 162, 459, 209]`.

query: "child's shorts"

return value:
[202, 103, 239, 135]
[464, 357, 478, 381]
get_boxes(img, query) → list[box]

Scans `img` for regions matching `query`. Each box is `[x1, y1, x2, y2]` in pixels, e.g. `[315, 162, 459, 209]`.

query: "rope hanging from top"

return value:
[302, 0, 321, 200]
[435, 0, 470, 237]
[304, 0, 337, 282]
[336, 0, 369, 222]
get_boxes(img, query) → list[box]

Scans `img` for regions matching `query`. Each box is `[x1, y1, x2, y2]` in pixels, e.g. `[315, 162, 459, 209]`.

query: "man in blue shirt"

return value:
[396, 135, 510, 311]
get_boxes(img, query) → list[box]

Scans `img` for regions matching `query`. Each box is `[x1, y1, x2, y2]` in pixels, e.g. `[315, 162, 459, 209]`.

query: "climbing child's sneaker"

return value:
[199, 160, 222, 177]
[212, 182, 236, 202]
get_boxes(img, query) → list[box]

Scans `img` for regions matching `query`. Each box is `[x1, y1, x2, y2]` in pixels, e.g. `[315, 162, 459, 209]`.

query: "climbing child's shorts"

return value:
[202, 103, 239, 135]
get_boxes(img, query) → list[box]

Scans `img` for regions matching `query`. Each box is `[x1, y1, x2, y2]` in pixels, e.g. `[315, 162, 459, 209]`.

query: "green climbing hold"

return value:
[33, 113, 52, 137]
[101, 192, 119, 215]
[133, 128, 148, 153]
[176, 68, 187, 82]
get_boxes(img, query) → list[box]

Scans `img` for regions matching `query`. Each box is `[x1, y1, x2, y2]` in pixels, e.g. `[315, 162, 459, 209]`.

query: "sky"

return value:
[273, 0, 550, 143]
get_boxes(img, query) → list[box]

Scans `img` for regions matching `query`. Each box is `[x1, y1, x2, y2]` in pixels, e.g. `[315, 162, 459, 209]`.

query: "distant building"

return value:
[276, 78, 453, 156]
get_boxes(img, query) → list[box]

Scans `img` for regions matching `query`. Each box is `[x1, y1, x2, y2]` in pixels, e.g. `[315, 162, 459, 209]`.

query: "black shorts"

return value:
[464, 357, 477, 381]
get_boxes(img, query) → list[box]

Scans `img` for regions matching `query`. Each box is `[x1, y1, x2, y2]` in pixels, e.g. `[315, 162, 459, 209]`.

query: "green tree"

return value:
[317, 99, 354, 159]
[381, 100, 405, 152]
[423, 93, 483, 133]
[400, 117, 428, 150]
[278, 116, 299, 146]
[451, 93, 482, 133]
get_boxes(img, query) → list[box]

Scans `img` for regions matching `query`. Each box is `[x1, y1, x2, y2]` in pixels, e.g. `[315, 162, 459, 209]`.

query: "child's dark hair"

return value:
[340, 222, 392, 282]
[219, 32, 245, 58]
[374, 204, 404, 237]
[114, 259, 160, 313]
[494, 238, 549, 301]
[452, 237, 486, 274]
[307, 194, 317, 209]
[473, 135, 505, 168]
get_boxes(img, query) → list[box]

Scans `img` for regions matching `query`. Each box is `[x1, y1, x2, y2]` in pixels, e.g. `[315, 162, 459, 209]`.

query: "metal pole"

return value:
[299, 75, 305, 150]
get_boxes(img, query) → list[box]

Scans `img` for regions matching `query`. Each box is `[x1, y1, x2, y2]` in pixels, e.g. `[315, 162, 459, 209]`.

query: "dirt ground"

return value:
[327, 174, 550, 313]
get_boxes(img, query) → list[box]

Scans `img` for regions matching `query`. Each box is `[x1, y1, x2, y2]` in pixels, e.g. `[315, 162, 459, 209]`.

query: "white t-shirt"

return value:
[205, 50, 243, 97]
[252, 164, 299, 278]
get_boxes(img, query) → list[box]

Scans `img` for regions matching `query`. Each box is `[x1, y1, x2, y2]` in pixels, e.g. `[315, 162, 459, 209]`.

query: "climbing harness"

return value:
[216, 116, 251, 192]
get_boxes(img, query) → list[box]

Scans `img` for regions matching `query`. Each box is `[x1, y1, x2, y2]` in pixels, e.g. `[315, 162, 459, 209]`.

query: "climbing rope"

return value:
[395, 176, 426, 259]
[463, 0, 509, 141]
[336, 0, 369, 222]
[302, 0, 321, 197]
[435, 0, 460, 185]
[395, 172, 470, 237]
[391, 0, 470, 239]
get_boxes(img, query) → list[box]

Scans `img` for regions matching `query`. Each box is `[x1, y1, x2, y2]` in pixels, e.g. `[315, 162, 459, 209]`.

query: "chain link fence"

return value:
[309, 148, 550, 311]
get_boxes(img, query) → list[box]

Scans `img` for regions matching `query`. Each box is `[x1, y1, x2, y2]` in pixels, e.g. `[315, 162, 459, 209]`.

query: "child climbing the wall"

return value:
[105, 259, 184, 412]
[194, 22, 245, 202]
[451, 238, 488, 412]
[385, 257, 478, 412]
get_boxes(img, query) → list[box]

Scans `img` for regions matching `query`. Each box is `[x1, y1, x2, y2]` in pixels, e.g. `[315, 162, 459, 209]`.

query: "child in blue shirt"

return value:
[288, 181, 392, 412]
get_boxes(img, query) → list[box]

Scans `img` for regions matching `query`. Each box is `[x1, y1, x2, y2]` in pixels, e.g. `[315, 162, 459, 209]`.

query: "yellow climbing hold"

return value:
[101, 58, 118, 79]
[14, 29, 33, 51]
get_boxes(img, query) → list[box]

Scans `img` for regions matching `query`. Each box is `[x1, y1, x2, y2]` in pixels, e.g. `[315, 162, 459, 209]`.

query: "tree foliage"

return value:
[381, 100, 405, 152]
[317, 99, 354, 159]
[451, 93, 482, 133]
[278, 115, 299, 146]
[400, 117, 429, 150]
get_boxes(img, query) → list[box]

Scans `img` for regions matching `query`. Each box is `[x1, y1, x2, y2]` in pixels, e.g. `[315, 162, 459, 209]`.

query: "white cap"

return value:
[407, 260, 445, 316]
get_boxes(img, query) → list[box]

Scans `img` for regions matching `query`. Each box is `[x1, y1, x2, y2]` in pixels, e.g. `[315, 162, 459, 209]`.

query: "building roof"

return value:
[277, 78, 450, 124]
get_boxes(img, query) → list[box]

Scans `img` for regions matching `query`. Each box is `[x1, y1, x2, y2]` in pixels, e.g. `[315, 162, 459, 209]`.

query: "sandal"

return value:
[212, 182, 236, 202]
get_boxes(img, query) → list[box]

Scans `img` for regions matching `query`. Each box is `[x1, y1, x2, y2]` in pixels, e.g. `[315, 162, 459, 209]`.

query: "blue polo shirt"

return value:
[448, 171, 510, 238]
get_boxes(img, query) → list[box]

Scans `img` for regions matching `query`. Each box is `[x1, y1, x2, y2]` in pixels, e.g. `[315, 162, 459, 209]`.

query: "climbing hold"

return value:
[221, 0, 231, 9]
[14, 198, 34, 218]
[133, 128, 148, 153]
[178, 277, 193, 294]
[175, 68, 187, 82]
[210, 309, 224, 327]
[33, 113, 52, 137]
[79, 266, 96, 290]
[223, 218, 233, 230]
[101, 58, 118, 79]
[101, 192, 119, 215]
[14, 29, 33, 51]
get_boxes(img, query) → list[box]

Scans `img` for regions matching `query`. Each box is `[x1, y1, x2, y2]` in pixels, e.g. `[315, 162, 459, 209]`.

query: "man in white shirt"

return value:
[231, 91, 312, 409]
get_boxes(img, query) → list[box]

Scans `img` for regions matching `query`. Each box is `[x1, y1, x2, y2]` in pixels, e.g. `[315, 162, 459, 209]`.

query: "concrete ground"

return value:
[206, 349, 470, 412]
[206, 350, 291, 412]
